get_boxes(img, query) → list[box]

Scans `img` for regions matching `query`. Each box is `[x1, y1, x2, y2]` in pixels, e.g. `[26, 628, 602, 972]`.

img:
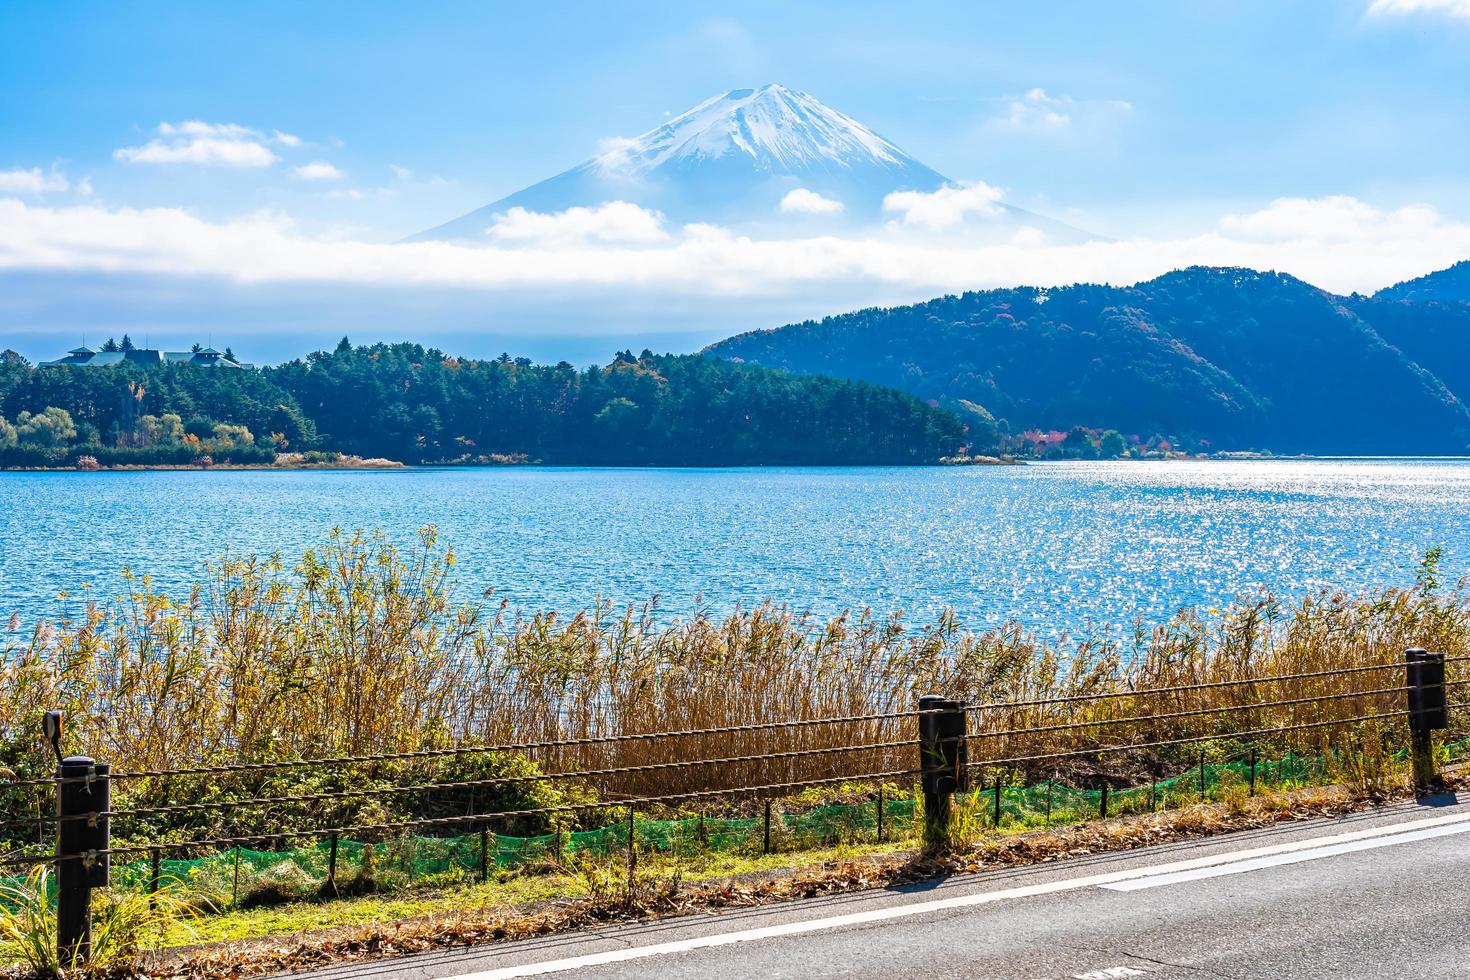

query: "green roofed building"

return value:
[40, 345, 253, 369]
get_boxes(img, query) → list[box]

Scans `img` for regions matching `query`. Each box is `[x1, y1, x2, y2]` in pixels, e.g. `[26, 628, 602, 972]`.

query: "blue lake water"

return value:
[2, 459, 1468, 636]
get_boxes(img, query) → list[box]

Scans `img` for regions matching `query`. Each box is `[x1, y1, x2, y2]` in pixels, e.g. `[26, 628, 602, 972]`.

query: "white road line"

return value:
[1100, 819, 1470, 891]
[447, 810, 1470, 980]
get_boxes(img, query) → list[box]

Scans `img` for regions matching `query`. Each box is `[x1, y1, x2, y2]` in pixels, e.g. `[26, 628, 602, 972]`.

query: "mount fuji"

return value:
[409, 84, 1088, 243]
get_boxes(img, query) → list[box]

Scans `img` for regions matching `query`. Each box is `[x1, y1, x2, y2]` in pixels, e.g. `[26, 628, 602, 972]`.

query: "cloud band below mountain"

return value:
[0, 195, 1467, 312]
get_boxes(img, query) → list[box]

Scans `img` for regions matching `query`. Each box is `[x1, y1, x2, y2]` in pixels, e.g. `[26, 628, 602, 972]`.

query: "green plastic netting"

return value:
[4, 737, 1467, 912]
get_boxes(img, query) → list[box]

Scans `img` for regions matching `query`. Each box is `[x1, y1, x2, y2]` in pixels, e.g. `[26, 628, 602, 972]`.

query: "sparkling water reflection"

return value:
[2, 459, 1467, 635]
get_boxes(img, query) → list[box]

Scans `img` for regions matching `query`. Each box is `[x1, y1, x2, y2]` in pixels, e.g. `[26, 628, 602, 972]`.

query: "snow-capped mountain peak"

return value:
[593, 84, 913, 176]
[408, 84, 1088, 243]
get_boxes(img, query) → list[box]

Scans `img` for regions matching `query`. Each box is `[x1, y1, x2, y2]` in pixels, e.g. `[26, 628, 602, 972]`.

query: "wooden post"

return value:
[762, 800, 772, 854]
[327, 833, 339, 896]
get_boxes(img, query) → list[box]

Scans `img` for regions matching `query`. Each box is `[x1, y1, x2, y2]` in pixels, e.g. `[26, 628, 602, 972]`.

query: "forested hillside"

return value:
[1373, 261, 1470, 304]
[0, 343, 964, 466]
[708, 266, 1470, 455]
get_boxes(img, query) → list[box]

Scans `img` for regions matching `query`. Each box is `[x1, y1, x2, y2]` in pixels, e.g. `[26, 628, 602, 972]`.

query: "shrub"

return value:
[0, 864, 203, 971]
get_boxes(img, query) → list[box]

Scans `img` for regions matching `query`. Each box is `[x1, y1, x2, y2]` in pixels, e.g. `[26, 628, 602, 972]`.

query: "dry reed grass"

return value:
[1, 528, 1464, 824]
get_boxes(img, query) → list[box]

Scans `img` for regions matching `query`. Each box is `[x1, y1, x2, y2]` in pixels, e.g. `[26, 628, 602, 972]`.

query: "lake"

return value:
[2, 459, 1468, 636]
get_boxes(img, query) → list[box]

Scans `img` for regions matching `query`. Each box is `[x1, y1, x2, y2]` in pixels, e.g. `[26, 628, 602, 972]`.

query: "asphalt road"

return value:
[295, 793, 1470, 980]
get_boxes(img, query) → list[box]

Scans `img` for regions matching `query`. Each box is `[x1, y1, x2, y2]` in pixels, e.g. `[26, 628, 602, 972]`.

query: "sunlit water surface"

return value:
[2, 460, 1468, 636]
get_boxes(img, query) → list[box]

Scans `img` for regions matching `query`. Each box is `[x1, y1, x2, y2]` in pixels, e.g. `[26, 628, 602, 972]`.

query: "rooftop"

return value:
[39, 346, 254, 369]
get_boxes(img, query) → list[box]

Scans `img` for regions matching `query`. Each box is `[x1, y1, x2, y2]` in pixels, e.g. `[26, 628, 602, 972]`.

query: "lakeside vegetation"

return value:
[1, 529, 1461, 814]
[0, 342, 965, 468]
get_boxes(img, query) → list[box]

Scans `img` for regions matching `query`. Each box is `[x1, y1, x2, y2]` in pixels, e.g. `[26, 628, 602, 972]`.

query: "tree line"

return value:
[0, 341, 966, 467]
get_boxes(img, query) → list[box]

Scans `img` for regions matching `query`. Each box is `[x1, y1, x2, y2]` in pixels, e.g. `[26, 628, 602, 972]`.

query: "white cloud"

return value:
[113, 121, 296, 167]
[991, 88, 1133, 132]
[388, 164, 455, 187]
[0, 167, 70, 194]
[780, 188, 845, 215]
[593, 136, 642, 174]
[0, 194, 1467, 303]
[1219, 195, 1442, 242]
[485, 201, 670, 245]
[1367, 0, 1470, 19]
[291, 160, 345, 181]
[324, 186, 396, 201]
[1010, 226, 1048, 247]
[883, 182, 1005, 230]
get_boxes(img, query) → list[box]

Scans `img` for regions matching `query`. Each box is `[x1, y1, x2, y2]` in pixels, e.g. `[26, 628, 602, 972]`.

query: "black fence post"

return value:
[1248, 748, 1257, 797]
[1198, 749, 1206, 798]
[875, 787, 885, 843]
[327, 833, 339, 896]
[625, 806, 637, 908]
[1406, 648, 1448, 793]
[149, 847, 161, 912]
[992, 779, 1002, 828]
[1098, 783, 1109, 820]
[762, 800, 772, 854]
[917, 695, 968, 852]
[479, 828, 491, 882]
[56, 755, 110, 968]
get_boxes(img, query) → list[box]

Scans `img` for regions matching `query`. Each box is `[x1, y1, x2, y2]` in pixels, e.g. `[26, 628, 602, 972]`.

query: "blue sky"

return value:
[3, 0, 1470, 363]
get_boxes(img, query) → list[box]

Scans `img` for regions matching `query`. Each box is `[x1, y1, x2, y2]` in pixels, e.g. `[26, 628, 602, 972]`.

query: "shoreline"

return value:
[0, 458, 407, 473]
[5, 454, 1469, 473]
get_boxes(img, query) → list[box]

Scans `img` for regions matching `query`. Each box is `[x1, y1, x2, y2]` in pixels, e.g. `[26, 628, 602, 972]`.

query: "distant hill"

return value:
[1374, 261, 1470, 304]
[707, 265, 1470, 455]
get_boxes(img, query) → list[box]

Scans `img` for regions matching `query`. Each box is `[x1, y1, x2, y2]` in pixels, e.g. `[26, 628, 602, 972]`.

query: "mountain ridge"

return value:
[1373, 260, 1470, 304]
[706, 264, 1470, 455]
